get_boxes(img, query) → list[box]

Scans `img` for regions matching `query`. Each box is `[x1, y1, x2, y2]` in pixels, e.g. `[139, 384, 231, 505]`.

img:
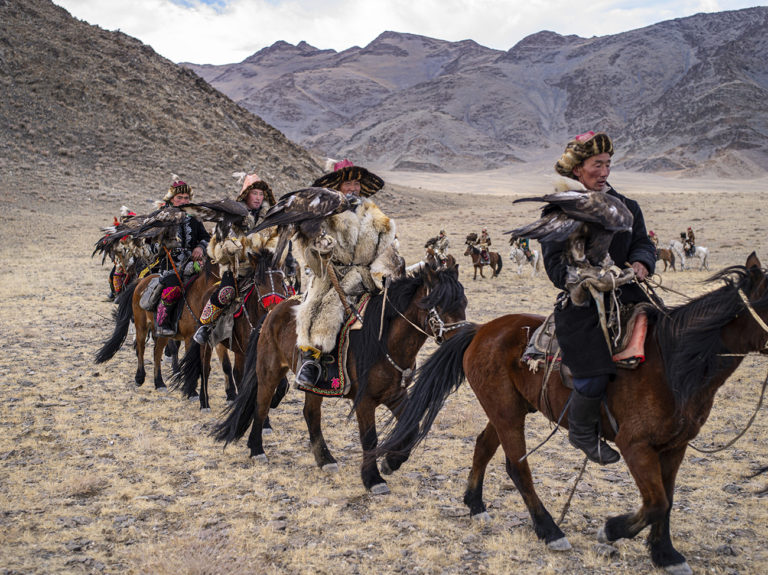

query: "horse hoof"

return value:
[597, 527, 609, 543]
[262, 427, 273, 436]
[322, 462, 339, 473]
[664, 562, 692, 575]
[251, 454, 268, 464]
[200, 407, 211, 413]
[155, 386, 168, 392]
[380, 459, 393, 476]
[471, 511, 491, 522]
[188, 395, 199, 402]
[370, 483, 390, 495]
[547, 537, 572, 552]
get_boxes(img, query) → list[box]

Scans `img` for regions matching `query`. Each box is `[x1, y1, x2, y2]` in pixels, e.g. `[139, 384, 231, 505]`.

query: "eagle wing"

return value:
[180, 199, 252, 240]
[93, 213, 156, 264]
[250, 187, 356, 266]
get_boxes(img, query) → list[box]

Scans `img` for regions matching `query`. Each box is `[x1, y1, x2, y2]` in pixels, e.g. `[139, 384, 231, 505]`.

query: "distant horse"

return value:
[425, 246, 456, 270]
[670, 240, 710, 271]
[463, 244, 502, 280]
[656, 247, 676, 272]
[213, 264, 468, 494]
[509, 246, 540, 277]
[380, 253, 768, 574]
[177, 249, 289, 410]
[95, 262, 220, 393]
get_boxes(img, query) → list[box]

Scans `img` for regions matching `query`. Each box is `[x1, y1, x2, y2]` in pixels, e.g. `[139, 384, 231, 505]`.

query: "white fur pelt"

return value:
[295, 198, 400, 352]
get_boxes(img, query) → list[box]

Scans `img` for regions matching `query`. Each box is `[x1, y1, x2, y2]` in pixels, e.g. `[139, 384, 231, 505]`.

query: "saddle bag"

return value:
[139, 277, 163, 311]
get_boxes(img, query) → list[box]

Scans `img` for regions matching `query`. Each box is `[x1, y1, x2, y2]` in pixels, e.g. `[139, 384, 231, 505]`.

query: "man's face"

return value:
[573, 153, 611, 192]
[171, 193, 191, 206]
[339, 179, 361, 196]
[246, 188, 264, 210]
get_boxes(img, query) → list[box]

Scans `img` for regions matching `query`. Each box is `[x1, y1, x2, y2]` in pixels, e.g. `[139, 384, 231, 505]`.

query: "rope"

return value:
[326, 260, 355, 319]
[689, 367, 768, 454]
[558, 456, 589, 526]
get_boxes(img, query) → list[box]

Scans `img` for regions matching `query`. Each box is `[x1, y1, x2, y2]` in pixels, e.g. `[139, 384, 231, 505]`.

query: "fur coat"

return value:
[295, 197, 402, 352]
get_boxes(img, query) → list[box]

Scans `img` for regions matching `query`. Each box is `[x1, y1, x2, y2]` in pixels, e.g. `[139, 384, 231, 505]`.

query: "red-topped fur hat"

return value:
[312, 159, 384, 197]
[236, 172, 276, 205]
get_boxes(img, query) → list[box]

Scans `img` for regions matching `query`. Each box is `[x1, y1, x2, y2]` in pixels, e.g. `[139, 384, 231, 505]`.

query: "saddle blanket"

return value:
[296, 294, 372, 397]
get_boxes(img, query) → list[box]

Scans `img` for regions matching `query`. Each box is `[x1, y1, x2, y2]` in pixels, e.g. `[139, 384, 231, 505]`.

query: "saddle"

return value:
[522, 304, 651, 373]
[296, 294, 372, 397]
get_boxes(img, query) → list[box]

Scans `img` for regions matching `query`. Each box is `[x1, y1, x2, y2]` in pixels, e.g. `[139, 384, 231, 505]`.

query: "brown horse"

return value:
[95, 262, 223, 391]
[425, 246, 456, 270]
[463, 243, 503, 280]
[177, 249, 289, 410]
[213, 264, 469, 493]
[657, 247, 676, 272]
[380, 253, 768, 574]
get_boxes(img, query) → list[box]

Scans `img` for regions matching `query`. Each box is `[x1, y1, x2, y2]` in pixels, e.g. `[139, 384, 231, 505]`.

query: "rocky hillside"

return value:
[0, 0, 322, 207]
[185, 8, 768, 176]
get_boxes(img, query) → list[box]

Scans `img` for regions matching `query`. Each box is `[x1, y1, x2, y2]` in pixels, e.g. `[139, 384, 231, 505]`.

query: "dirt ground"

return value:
[2, 168, 768, 574]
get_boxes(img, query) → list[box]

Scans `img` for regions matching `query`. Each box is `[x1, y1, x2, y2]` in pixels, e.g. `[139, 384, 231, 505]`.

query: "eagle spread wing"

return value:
[505, 190, 633, 267]
[179, 199, 252, 241]
[93, 207, 186, 263]
[250, 187, 357, 265]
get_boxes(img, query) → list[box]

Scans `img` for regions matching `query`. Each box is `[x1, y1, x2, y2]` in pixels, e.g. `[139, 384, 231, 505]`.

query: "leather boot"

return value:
[296, 348, 322, 388]
[193, 325, 211, 345]
[568, 390, 620, 465]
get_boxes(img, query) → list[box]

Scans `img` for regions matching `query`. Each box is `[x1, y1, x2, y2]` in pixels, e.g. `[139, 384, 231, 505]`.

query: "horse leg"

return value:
[134, 322, 147, 387]
[599, 444, 688, 571]
[302, 393, 338, 472]
[217, 346, 237, 403]
[474, 387, 570, 549]
[354, 395, 389, 494]
[463, 421, 501, 520]
[152, 337, 167, 390]
[198, 343, 212, 410]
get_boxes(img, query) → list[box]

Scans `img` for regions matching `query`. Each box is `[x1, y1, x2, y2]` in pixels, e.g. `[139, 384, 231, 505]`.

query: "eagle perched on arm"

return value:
[178, 199, 252, 242]
[249, 187, 359, 267]
[504, 179, 635, 306]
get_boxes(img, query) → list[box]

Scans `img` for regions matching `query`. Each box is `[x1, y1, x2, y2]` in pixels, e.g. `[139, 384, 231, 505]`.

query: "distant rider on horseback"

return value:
[514, 237, 533, 262]
[478, 227, 491, 264]
[684, 227, 695, 257]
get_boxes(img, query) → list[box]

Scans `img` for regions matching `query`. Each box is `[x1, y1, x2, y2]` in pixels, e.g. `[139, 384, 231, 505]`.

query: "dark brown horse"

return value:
[177, 249, 289, 410]
[213, 264, 469, 493]
[657, 247, 676, 272]
[95, 262, 222, 393]
[380, 253, 768, 574]
[463, 243, 502, 279]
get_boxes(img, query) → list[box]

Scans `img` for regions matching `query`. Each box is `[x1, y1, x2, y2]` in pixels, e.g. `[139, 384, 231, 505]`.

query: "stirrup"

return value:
[193, 325, 211, 345]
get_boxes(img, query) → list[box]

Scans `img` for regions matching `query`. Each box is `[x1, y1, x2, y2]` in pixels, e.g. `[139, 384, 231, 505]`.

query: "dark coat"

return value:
[541, 185, 656, 378]
[159, 215, 210, 274]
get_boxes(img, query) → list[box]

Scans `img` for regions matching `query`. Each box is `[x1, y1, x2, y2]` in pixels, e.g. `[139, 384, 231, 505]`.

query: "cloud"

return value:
[53, 0, 763, 64]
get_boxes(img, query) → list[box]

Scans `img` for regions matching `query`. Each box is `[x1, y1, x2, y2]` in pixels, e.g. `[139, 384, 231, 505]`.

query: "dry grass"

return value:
[2, 169, 768, 574]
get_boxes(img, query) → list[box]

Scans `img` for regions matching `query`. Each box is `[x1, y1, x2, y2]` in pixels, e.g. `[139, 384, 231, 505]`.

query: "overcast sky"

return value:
[53, 0, 763, 65]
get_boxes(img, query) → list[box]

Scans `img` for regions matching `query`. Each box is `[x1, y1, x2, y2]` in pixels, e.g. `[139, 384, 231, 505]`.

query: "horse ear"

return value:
[746, 251, 761, 270]
[451, 263, 460, 278]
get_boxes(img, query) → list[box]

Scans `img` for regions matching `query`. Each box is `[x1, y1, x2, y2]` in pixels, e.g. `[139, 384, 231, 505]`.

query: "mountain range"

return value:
[185, 7, 768, 177]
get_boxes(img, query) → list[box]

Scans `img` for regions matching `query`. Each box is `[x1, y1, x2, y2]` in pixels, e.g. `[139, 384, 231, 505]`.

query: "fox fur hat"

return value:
[236, 172, 276, 205]
[162, 176, 193, 203]
[555, 131, 614, 179]
[312, 159, 384, 197]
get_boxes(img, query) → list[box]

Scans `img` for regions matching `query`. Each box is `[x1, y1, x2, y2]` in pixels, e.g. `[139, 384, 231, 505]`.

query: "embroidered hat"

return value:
[312, 159, 384, 197]
[236, 173, 275, 205]
[555, 131, 614, 179]
[163, 179, 193, 202]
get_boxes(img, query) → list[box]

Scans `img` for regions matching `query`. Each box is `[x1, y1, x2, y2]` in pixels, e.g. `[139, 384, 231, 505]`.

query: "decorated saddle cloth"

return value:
[296, 294, 372, 397]
[522, 304, 649, 372]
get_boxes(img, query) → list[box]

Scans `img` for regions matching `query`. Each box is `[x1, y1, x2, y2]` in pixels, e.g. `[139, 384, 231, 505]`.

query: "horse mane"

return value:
[653, 265, 768, 407]
[351, 266, 466, 412]
[251, 248, 274, 284]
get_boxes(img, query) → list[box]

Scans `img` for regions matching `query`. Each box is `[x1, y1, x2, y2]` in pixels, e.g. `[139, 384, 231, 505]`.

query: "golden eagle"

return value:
[178, 199, 252, 242]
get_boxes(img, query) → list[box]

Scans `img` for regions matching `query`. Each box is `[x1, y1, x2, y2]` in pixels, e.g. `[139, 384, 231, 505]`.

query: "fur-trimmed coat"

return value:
[295, 197, 402, 352]
[206, 202, 278, 277]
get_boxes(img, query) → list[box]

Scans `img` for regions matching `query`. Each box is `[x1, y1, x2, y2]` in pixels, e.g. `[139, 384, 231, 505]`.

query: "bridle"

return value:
[737, 286, 768, 353]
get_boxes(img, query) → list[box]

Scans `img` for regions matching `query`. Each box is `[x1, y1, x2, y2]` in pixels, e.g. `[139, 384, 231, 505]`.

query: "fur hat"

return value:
[312, 159, 384, 197]
[163, 177, 193, 203]
[555, 131, 614, 179]
[236, 173, 276, 205]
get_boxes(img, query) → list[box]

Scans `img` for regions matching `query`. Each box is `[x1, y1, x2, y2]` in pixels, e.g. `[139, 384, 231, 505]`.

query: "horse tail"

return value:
[175, 340, 203, 398]
[95, 278, 138, 363]
[377, 323, 479, 457]
[211, 314, 266, 445]
[494, 252, 503, 275]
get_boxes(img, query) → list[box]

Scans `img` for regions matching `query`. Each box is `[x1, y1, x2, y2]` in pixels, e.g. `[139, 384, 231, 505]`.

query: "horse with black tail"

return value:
[175, 248, 289, 410]
[379, 253, 768, 575]
[213, 263, 468, 494]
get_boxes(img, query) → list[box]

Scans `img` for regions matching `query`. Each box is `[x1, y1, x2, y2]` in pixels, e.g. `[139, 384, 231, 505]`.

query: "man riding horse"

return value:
[514, 237, 534, 262]
[294, 160, 403, 389]
[684, 227, 696, 257]
[193, 173, 279, 345]
[425, 229, 450, 267]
